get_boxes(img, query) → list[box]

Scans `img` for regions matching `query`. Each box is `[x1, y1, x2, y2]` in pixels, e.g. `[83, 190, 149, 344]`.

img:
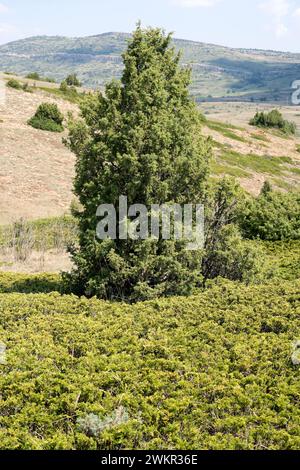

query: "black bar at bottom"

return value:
[0, 450, 300, 466]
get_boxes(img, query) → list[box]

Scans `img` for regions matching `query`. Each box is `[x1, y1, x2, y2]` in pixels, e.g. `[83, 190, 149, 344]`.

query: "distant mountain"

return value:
[1, 32, 300, 103]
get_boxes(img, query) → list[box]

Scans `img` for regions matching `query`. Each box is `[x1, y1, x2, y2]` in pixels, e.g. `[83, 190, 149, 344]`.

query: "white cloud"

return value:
[0, 3, 9, 14]
[0, 23, 17, 34]
[172, 0, 222, 7]
[260, 0, 290, 37]
[294, 7, 300, 16]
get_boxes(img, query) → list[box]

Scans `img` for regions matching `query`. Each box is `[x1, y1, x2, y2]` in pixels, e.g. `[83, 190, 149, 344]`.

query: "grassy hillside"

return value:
[0, 279, 300, 449]
[1, 79, 300, 229]
[1, 33, 300, 102]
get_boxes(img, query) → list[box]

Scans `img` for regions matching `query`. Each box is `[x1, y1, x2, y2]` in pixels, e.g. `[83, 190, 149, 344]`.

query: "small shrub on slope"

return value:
[26, 72, 56, 83]
[6, 79, 22, 90]
[28, 103, 64, 133]
[65, 74, 82, 87]
[250, 109, 296, 135]
[26, 72, 41, 80]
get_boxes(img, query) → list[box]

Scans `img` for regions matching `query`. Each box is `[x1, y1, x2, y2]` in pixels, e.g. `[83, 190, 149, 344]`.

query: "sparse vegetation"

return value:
[206, 119, 247, 142]
[26, 72, 40, 80]
[37, 84, 83, 103]
[28, 102, 64, 132]
[0, 216, 78, 256]
[251, 132, 269, 143]
[59, 81, 81, 100]
[21, 82, 32, 93]
[211, 162, 251, 178]
[290, 167, 300, 176]
[26, 72, 56, 82]
[218, 149, 293, 176]
[6, 78, 32, 92]
[0, 216, 77, 274]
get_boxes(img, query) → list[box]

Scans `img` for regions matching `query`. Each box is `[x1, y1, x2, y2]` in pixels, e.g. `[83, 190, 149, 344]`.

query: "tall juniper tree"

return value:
[65, 25, 211, 301]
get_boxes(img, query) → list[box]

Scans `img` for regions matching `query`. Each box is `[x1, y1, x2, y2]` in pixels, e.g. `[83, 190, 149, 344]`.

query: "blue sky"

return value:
[0, 0, 300, 51]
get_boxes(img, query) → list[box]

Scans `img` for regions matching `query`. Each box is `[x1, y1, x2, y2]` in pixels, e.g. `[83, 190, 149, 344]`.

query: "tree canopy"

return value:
[65, 25, 211, 301]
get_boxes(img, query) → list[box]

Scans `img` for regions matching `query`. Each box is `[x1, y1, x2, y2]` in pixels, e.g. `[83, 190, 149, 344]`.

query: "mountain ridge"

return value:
[2, 32, 300, 56]
[1, 32, 300, 102]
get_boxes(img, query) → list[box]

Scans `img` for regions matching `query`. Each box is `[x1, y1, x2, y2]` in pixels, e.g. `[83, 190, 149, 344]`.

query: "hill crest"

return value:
[1, 32, 300, 102]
